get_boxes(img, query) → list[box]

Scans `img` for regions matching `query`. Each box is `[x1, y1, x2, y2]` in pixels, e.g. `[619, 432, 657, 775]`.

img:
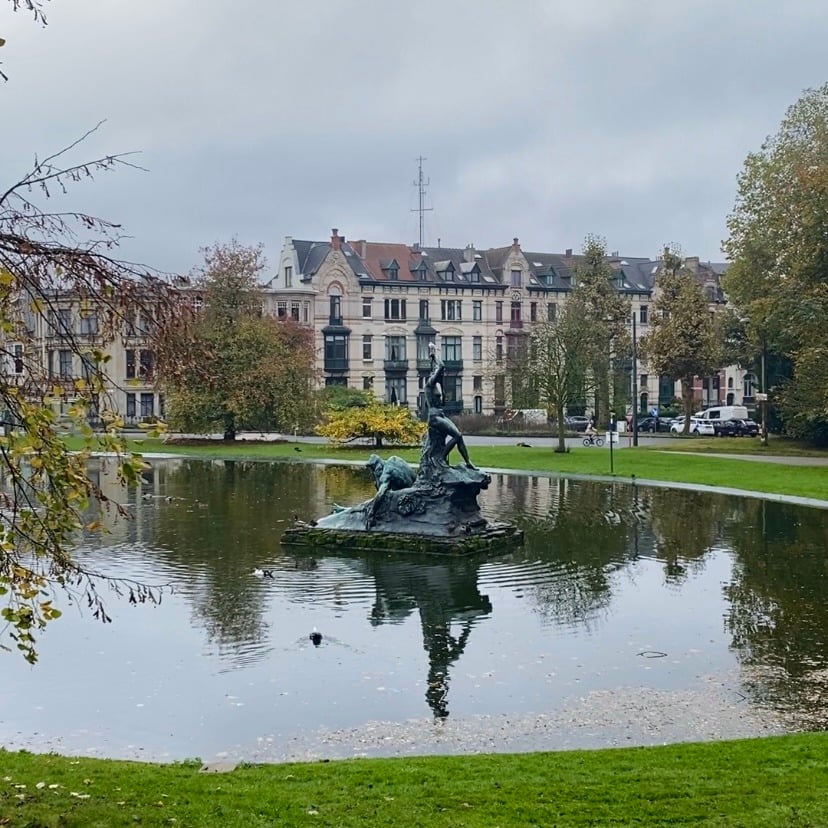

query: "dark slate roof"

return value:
[293, 240, 331, 281]
[483, 245, 514, 275]
[521, 251, 577, 290]
[613, 260, 659, 292]
[339, 241, 372, 279]
[419, 245, 499, 285]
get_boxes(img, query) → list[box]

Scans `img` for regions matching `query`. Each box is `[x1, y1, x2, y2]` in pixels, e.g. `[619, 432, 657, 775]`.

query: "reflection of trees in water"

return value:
[151, 460, 322, 657]
[722, 499, 828, 728]
[515, 479, 634, 628]
[77, 460, 373, 662]
[495, 477, 828, 729]
[492, 479, 742, 628]
[366, 557, 492, 719]
[320, 465, 376, 508]
[646, 488, 730, 583]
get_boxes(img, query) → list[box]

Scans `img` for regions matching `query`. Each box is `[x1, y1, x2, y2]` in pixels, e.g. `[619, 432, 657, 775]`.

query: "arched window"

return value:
[474, 395, 483, 414]
[743, 372, 757, 398]
[328, 287, 342, 325]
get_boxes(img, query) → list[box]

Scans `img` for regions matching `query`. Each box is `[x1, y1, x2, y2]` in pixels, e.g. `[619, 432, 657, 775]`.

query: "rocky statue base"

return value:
[283, 453, 524, 557]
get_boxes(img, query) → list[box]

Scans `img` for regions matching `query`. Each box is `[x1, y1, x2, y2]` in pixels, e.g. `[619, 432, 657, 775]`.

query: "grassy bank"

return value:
[86, 436, 828, 503]
[2, 734, 827, 827]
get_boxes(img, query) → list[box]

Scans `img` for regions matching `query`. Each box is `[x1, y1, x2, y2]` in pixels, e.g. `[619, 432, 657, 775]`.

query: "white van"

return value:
[694, 405, 749, 421]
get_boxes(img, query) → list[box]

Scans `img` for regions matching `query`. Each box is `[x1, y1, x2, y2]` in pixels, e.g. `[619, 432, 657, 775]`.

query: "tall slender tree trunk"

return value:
[681, 377, 694, 433]
[223, 413, 236, 441]
[556, 402, 567, 453]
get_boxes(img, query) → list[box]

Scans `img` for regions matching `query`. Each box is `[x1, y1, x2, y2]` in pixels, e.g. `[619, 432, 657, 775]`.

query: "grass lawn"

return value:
[79, 435, 828, 503]
[2, 734, 827, 827]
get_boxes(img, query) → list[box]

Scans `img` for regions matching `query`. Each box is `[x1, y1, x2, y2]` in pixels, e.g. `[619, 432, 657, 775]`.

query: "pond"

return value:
[1, 457, 826, 763]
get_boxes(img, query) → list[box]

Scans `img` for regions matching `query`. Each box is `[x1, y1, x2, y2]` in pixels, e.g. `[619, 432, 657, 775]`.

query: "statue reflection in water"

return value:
[367, 557, 492, 719]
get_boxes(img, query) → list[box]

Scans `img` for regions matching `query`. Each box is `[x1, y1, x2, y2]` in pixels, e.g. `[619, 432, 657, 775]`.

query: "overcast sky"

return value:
[2, 0, 825, 275]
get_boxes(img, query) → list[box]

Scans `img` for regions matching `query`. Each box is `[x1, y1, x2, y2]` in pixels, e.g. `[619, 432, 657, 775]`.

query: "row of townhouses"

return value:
[263, 229, 758, 417]
[3, 229, 760, 425]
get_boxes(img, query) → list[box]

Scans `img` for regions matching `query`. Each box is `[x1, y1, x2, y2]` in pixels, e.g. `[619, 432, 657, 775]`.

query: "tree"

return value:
[318, 385, 373, 413]
[0, 126, 184, 662]
[571, 235, 631, 427]
[499, 335, 538, 412]
[316, 401, 425, 448]
[163, 240, 316, 441]
[524, 299, 595, 452]
[641, 248, 721, 432]
[2, 1, 49, 81]
[723, 83, 828, 445]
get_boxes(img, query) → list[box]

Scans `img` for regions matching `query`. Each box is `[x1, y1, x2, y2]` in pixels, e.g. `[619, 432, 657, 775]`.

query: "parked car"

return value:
[670, 417, 715, 436]
[733, 418, 760, 437]
[712, 419, 739, 437]
[636, 416, 671, 433]
[565, 415, 590, 432]
[712, 418, 760, 437]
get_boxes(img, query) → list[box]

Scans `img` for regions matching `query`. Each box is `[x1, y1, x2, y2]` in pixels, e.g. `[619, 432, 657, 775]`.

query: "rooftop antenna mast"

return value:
[411, 155, 433, 248]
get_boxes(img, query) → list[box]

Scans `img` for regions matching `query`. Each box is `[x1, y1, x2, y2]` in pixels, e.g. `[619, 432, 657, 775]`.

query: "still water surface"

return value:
[2, 458, 826, 761]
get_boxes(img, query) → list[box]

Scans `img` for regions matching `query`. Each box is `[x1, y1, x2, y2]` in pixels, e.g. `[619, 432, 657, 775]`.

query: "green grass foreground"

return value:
[2, 734, 827, 827]
[92, 436, 828, 503]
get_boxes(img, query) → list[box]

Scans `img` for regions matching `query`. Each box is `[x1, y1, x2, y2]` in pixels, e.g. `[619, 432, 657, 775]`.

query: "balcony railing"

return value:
[508, 319, 524, 330]
[416, 358, 463, 372]
[324, 358, 349, 372]
[383, 359, 409, 372]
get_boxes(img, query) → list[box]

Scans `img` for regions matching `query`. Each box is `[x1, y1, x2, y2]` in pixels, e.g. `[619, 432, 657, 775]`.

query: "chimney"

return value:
[464, 243, 475, 263]
[565, 248, 573, 257]
[331, 228, 343, 252]
[512, 237, 520, 252]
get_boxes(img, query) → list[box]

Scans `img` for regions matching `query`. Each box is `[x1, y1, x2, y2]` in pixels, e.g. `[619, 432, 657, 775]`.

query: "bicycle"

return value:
[582, 434, 604, 447]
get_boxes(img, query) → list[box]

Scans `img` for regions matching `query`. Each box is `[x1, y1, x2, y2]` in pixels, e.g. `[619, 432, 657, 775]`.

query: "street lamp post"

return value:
[609, 409, 616, 474]
[631, 311, 638, 447]
[760, 338, 768, 445]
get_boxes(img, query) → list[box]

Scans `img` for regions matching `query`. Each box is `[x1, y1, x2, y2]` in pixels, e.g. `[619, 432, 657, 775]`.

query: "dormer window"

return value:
[381, 258, 400, 282]
[441, 264, 455, 282]
[470, 266, 481, 283]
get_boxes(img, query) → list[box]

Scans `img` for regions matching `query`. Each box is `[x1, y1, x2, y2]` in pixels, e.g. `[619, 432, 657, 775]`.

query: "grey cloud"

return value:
[2, 0, 825, 274]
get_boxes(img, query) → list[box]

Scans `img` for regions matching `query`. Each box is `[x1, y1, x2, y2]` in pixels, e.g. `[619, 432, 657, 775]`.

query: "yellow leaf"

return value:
[0, 269, 13, 286]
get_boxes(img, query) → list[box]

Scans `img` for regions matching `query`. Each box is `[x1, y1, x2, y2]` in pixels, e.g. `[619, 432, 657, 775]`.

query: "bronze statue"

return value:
[421, 342, 476, 472]
[364, 453, 417, 528]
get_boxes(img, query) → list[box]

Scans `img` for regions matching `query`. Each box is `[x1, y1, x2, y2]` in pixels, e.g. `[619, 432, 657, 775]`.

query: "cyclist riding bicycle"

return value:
[584, 418, 597, 443]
